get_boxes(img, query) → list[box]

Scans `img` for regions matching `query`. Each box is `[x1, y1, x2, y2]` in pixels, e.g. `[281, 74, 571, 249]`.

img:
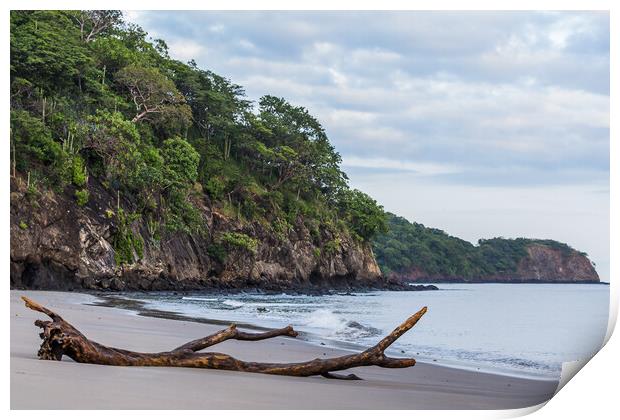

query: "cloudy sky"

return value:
[127, 11, 610, 280]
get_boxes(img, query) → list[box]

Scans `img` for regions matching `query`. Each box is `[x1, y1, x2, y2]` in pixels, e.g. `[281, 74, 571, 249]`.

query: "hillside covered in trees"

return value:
[9, 10, 391, 291]
[11, 10, 387, 244]
[373, 213, 599, 283]
[10, 11, 598, 290]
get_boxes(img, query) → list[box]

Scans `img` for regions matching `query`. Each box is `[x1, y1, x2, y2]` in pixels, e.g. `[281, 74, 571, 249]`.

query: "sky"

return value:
[126, 11, 610, 281]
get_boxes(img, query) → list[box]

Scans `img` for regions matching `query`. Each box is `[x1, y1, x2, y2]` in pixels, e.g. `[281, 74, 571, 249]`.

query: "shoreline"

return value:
[9, 283, 440, 294]
[11, 290, 559, 409]
[89, 291, 560, 381]
[406, 280, 605, 284]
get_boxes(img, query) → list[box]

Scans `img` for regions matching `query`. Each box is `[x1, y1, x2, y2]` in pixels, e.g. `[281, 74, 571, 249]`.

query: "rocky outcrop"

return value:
[508, 244, 599, 282]
[10, 176, 386, 292]
[389, 244, 599, 283]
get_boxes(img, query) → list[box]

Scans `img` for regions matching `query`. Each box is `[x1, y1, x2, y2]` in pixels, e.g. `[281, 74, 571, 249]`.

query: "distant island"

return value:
[374, 213, 599, 283]
[9, 11, 598, 292]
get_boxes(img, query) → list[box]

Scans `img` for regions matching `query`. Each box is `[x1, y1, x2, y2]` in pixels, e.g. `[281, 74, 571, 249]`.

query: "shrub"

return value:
[74, 188, 89, 206]
[71, 155, 88, 187]
[207, 243, 228, 264]
[205, 177, 226, 201]
[241, 197, 263, 220]
[25, 180, 40, 202]
[163, 189, 204, 235]
[161, 137, 200, 187]
[112, 208, 143, 265]
[313, 248, 321, 259]
[221, 232, 259, 254]
[324, 238, 341, 256]
[272, 218, 291, 242]
[11, 110, 61, 167]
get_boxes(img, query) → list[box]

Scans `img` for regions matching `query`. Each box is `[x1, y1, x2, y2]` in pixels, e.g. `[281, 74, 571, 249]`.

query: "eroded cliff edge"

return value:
[10, 176, 386, 292]
[388, 243, 599, 283]
[374, 213, 600, 284]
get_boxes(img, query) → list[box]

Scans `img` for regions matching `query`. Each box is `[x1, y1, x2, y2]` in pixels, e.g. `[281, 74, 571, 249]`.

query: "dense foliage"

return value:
[373, 213, 584, 278]
[10, 10, 387, 265]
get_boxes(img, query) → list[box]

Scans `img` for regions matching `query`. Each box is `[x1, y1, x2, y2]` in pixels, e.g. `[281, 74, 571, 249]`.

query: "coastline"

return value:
[405, 280, 605, 284]
[9, 281, 439, 294]
[11, 290, 559, 409]
[87, 292, 562, 381]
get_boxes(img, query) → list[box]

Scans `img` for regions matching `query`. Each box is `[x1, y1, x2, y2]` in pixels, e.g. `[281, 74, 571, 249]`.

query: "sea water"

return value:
[120, 283, 610, 380]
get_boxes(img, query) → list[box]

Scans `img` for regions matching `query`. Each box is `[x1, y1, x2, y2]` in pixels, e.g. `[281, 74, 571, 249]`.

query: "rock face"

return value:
[389, 244, 599, 283]
[508, 244, 599, 282]
[10, 177, 384, 292]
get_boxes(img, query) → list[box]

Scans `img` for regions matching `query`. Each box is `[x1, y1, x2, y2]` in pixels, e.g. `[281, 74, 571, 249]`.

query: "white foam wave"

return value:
[222, 299, 245, 308]
[303, 309, 381, 340]
[304, 309, 347, 331]
[181, 297, 218, 302]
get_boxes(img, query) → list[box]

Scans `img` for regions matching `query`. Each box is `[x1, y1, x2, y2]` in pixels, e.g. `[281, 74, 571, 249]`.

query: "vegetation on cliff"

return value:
[10, 10, 387, 269]
[373, 213, 591, 279]
[10, 11, 596, 287]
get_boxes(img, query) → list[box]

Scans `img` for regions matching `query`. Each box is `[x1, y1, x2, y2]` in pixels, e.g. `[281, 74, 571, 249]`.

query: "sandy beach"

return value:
[10, 290, 559, 409]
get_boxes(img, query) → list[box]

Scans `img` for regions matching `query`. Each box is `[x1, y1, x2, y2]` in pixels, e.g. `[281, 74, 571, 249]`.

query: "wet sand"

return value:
[10, 290, 559, 409]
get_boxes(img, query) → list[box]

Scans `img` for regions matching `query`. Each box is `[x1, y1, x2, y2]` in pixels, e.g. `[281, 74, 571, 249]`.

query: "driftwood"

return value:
[22, 296, 427, 380]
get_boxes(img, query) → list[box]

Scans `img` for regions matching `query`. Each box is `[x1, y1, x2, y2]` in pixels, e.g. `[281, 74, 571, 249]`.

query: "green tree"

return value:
[161, 137, 200, 188]
[338, 189, 387, 242]
[116, 64, 191, 126]
[69, 10, 123, 43]
[10, 11, 95, 94]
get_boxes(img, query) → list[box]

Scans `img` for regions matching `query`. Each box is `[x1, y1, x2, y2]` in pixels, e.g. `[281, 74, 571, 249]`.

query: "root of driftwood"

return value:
[22, 296, 427, 380]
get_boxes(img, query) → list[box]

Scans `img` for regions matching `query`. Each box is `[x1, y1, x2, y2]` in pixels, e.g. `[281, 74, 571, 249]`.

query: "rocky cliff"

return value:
[10, 176, 386, 292]
[389, 244, 599, 283]
[374, 212, 600, 284]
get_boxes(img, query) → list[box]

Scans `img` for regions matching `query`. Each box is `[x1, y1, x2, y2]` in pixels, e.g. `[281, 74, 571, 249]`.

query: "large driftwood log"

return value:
[22, 296, 427, 380]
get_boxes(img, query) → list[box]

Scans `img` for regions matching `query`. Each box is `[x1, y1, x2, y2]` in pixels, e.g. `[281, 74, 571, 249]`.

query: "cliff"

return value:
[10, 176, 385, 292]
[10, 11, 405, 293]
[10, 12, 598, 292]
[374, 213, 599, 283]
[499, 244, 599, 282]
[387, 244, 599, 283]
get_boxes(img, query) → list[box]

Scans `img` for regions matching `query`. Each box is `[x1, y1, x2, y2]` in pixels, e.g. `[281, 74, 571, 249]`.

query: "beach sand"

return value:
[10, 290, 559, 409]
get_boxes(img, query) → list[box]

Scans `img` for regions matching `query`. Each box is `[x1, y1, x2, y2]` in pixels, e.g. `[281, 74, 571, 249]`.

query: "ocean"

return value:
[118, 283, 610, 380]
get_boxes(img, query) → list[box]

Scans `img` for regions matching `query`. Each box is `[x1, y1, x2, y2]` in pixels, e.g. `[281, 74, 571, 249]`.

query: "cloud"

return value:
[166, 39, 205, 61]
[342, 157, 464, 176]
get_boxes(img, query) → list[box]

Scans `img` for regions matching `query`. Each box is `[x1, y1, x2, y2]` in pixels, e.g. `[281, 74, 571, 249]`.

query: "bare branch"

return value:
[22, 296, 427, 380]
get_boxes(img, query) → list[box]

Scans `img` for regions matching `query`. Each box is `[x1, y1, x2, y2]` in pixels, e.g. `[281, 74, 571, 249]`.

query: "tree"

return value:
[10, 109, 67, 175]
[167, 60, 251, 160]
[70, 10, 123, 43]
[83, 110, 140, 177]
[253, 96, 348, 198]
[338, 189, 388, 242]
[116, 64, 191, 125]
[161, 137, 200, 188]
[254, 142, 304, 190]
[10, 11, 94, 94]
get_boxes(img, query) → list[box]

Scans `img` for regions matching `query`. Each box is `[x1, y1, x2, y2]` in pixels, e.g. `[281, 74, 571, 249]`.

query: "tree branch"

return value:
[172, 324, 298, 352]
[22, 296, 427, 380]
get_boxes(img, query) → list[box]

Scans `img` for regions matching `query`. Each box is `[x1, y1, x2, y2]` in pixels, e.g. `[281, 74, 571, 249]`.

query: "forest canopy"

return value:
[373, 213, 586, 278]
[10, 10, 387, 255]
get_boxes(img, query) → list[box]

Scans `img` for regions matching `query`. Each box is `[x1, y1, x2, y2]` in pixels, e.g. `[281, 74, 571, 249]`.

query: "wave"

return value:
[221, 299, 245, 309]
[400, 344, 560, 377]
[342, 321, 382, 339]
[181, 297, 218, 302]
[303, 309, 382, 340]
